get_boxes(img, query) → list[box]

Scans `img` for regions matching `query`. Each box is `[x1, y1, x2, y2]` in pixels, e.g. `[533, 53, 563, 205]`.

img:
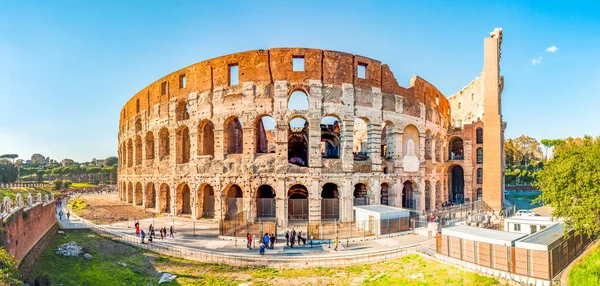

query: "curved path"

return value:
[57, 197, 435, 266]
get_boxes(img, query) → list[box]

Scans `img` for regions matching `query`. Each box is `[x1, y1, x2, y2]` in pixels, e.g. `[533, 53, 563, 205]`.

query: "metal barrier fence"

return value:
[79, 218, 421, 268]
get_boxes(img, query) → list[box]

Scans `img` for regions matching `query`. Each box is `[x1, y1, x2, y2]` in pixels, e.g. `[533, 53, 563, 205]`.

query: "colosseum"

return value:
[118, 29, 505, 227]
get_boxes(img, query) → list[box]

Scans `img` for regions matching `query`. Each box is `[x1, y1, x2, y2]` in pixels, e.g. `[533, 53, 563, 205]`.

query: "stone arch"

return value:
[320, 115, 341, 158]
[198, 184, 215, 219]
[198, 120, 215, 156]
[288, 184, 309, 221]
[159, 183, 171, 213]
[176, 101, 190, 121]
[145, 131, 155, 160]
[176, 126, 190, 164]
[256, 184, 276, 218]
[353, 117, 369, 160]
[159, 128, 170, 159]
[176, 183, 191, 215]
[424, 180, 431, 211]
[145, 183, 156, 209]
[353, 183, 369, 206]
[288, 89, 309, 110]
[135, 182, 143, 206]
[255, 115, 276, 154]
[223, 184, 244, 218]
[380, 183, 390, 206]
[135, 118, 142, 132]
[224, 117, 243, 155]
[288, 116, 309, 166]
[402, 125, 420, 172]
[402, 180, 417, 209]
[435, 134, 442, 162]
[321, 183, 339, 220]
[425, 130, 432, 160]
[435, 180, 442, 207]
[135, 135, 143, 166]
[449, 165, 465, 204]
[448, 136, 464, 160]
[381, 121, 394, 158]
[127, 181, 133, 203]
[127, 138, 133, 167]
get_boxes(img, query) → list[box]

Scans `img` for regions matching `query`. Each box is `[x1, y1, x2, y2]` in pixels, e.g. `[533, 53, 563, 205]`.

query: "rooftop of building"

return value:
[442, 225, 528, 246]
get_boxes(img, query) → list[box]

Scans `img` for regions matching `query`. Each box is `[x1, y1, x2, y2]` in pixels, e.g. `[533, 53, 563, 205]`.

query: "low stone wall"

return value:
[1, 202, 57, 262]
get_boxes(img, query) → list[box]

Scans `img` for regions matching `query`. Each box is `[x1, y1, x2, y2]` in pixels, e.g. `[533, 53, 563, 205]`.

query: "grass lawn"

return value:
[70, 183, 96, 189]
[0, 186, 59, 199]
[569, 243, 600, 286]
[28, 230, 506, 286]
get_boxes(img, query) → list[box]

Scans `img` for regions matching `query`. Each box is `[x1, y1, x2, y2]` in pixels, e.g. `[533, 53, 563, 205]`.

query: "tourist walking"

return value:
[298, 231, 306, 245]
[135, 221, 140, 237]
[150, 225, 155, 240]
[58, 210, 63, 220]
[285, 230, 290, 246]
[334, 237, 339, 251]
[263, 232, 270, 250]
[259, 238, 265, 255]
[269, 233, 275, 249]
[67, 211, 71, 220]
[247, 233, 253, 249]
[290, 233, 295, 248]
[141, 229, 146, 244]
[160, 227, 165, 240]
[170, 225, 174, 238]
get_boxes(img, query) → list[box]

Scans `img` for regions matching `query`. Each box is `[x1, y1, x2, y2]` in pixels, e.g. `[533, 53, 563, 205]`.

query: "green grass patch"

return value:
[569, 243, 600, 286]
[70, 183, 96, 189]
[68, 197, 90, 214]
[29, 230, 506, 286]
[0, 186, 59, 199]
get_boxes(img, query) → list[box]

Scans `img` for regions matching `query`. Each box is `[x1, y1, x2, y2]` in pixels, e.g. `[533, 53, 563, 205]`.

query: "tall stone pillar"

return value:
[482, 29, 504, 211]
[275, 177, 286, 227]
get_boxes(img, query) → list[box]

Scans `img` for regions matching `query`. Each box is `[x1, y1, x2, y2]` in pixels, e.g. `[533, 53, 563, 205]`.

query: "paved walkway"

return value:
[59, 198, 435, 258]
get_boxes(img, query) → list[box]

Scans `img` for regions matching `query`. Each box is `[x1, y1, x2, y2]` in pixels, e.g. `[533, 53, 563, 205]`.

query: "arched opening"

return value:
[176, 101, 190, 121]
[176, 126, 190, 164]
[477, 168, 483, 184]
[476, 128, 483, 144]
[435, 135, 442, 162]
[127, 139, 133, 167]
[145, 183, 156, 209]
[176, 183, 191, 215]
[159, 128, 170, 159]
[424, 180, 431, 211]
[256, 185, 276, 218]
[402, 181, 416, 209]
[321, 183, 339, 220]
[402, 125, 420, 172]
[288, 90, 309, 110]
[198, 120, 214, 156]
[145, 132, 155, 160]
[353, 183, 368, 206]
[225, 117, 243, 155]
[425, 130, 432, 160]
[255, 116, 276, 154]
[320, 116, 341, 158]
[381, 121, 394, 159]
[198, 184, 214, 219]
[288, 184, 308, 221]
[353, 118, 369, 160]
[135, 135, 142, 166]
[449, 165, 465, 204]
[476, 148, 483, 164]
[477, 188, 482, 201]
[380, 183, 390, 205]
[120, 181, 125, 200]
[288, 117, 308, 166]
[127, 182, 133, 203]
[435, 181, 442, 207]
[225, 185, 243, 218]
[135, 182, 143, 206]
[135, 119, 142, 132]
[159, 183, 171, 213]
[448, 137, 464, 160]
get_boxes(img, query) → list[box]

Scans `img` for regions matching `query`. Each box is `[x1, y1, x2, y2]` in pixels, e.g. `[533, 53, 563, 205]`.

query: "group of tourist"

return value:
[284, 229, 307, 248]
[55, 198, 71, 221]
[135, 221, 174, 244]
[254, 232, 277, 255]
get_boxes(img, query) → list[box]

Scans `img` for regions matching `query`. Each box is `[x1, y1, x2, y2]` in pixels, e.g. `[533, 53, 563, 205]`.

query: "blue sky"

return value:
[0, 1, 599, 162]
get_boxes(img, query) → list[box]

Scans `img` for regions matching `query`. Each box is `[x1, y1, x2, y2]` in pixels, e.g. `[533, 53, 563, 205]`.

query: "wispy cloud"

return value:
[531, 56, 543, 65]
[546, 45, 559, 53]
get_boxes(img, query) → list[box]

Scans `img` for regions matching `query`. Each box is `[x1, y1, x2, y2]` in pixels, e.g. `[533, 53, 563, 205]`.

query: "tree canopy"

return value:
[535, 136, 600, 236]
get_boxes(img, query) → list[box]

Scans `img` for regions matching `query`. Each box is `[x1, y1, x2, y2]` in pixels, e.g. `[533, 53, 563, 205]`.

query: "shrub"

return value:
[52, 179, 63, 190]
[62, 180, 72, 189]
[0, 246, 22, 285]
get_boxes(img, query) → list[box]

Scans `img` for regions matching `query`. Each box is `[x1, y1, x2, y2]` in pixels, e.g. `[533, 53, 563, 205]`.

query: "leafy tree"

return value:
[105, 156, 118, 167]
[53, 179, 63, 190]
[0, 154, 18, 164]
[536, 136, 600, 236]
[63, 180, 73, 189]
[0, 159, 18, 183]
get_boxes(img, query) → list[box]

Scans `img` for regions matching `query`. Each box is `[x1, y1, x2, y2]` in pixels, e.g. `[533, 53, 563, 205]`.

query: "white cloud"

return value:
[531, 56, 543, 65]
[546, 45, 559, 53]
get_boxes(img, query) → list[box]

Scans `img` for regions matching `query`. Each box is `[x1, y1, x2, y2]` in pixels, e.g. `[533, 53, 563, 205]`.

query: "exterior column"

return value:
[275, 177, 286, 227]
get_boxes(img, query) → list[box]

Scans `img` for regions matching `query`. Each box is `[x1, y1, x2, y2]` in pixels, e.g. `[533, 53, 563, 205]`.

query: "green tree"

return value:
[63, 180, 73, 189]
[53, 179, 63, 190]
[535, 136, 600, 236]
[105, 156, 118, 167]
[0, 154, 18, 164]
[0, 159, 18, 183]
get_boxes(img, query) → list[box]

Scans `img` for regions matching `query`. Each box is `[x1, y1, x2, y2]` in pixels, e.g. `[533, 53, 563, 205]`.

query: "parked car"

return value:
[515, 210, 539, 217]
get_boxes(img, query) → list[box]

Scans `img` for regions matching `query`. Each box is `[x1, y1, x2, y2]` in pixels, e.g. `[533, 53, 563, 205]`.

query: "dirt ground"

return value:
[75, 194, 155, 224]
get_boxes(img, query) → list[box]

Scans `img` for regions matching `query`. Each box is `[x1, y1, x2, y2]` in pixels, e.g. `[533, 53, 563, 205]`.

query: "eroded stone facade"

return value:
[117, 30, 505, 225]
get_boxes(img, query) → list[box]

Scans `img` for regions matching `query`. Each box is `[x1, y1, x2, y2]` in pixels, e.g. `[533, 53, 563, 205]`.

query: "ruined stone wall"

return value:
[1, 203, 57, 262]
[116, 46, 501, 224]
[448, 77, 484, 128]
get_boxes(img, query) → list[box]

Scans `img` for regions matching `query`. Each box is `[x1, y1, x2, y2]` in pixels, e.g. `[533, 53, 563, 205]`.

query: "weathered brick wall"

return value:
[1, 203, 57, 262]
